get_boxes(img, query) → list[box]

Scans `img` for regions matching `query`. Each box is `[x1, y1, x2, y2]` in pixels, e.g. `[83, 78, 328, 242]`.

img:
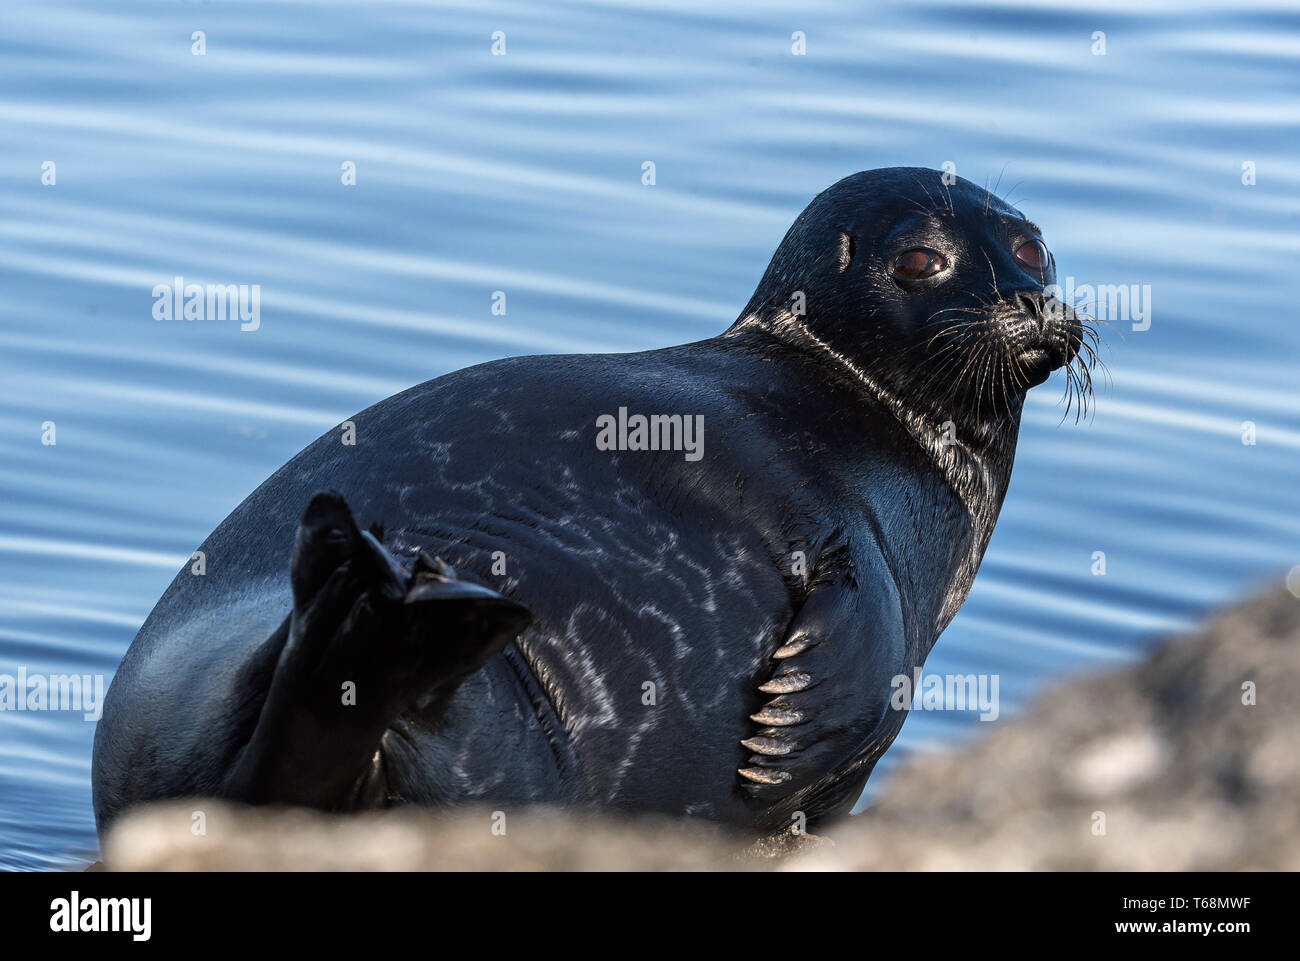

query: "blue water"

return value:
[2, 1, 1297, 870]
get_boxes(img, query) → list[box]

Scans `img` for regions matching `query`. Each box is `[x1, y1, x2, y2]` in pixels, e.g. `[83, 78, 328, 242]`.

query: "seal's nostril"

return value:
[1014, 292, 1047, 331]
[1016, 292, 1042, 316]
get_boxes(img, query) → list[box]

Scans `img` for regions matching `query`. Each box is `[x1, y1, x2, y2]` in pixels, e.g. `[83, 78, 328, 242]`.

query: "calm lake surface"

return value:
[1, 0, 1297, 869]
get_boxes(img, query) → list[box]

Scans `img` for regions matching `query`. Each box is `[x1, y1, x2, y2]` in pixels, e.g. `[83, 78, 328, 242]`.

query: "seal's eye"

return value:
[892, 248, 947, 281]
[1014, 239, 1049, 274]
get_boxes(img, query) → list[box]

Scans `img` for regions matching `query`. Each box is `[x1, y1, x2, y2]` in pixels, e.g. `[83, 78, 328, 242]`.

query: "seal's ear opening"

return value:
[837, 232, 855, 272]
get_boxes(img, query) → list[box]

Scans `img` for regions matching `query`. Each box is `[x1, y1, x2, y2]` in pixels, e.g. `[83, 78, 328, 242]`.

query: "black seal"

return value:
[93, 168, 1092, 835]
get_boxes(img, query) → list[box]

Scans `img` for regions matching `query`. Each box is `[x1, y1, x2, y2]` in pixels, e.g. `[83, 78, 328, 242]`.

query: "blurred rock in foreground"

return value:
[100, 585, 1299, 871]
[794, 584, 1300, 871]
[101, 803, 756, 871]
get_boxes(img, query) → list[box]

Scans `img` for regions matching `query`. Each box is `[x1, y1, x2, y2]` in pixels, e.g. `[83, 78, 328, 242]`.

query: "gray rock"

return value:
[791, 584, 1300, 871]
[101, 803, 758, 871]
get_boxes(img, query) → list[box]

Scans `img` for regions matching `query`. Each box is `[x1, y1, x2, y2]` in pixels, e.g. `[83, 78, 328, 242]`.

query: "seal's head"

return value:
[734, 167, 1096, 420]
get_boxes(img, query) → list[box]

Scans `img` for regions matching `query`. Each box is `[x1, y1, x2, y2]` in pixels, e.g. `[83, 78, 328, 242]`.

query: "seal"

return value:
[92, 167, 1093, 836]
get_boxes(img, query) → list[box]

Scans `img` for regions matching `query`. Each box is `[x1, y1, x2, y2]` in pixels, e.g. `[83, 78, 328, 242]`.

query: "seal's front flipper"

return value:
[739, 542, 908, 830]
[224, 489, 531, 809]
